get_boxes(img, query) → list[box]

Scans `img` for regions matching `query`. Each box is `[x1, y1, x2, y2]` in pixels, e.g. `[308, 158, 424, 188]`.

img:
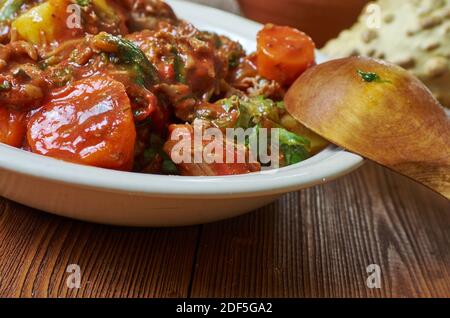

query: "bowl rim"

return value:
[0, 0, 364, 199]
[0, 143, 363, 198]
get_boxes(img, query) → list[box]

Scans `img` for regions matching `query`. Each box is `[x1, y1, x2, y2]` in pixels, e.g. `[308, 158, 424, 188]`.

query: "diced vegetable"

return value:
[92, 0, 114, 16]
[161, 153, 179, 175]
[0, 79, 11, 90]
[257, 24, 315, 86]
[92, 32, 160, 86]
[91, 0, 122, 27]
[235, 96, 282, 128]
[75, 0, 90, 6]
[247, 124, 310, 167]
[193, 95, 316, 168]
[207, 95, 330, 166]
[209, 96, 283, 130]
[0, 107, 26, 147]
[27, 76, 136, 171]
[279, 113, 329, 154]
[172, 47, 186, 84]
[195, 96, 282, 129]
[277, 128, 310, 165]
[163, 123, 261, 176]
[0, 0, 25, 21]
[12, 0, 76, 45]
[195, 98, 240, 129]
[215, 96, 327, 155]
[139, 133, 179, 175]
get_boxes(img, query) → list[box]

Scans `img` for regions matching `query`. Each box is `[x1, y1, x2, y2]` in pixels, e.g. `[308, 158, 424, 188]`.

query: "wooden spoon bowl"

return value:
[285, 57, 450, 199]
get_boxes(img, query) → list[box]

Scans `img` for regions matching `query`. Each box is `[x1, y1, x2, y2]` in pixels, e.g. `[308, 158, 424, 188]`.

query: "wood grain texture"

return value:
[190, 162, 450, 298]
[0, 203, 200, 298]
[0, 162, 449, 298]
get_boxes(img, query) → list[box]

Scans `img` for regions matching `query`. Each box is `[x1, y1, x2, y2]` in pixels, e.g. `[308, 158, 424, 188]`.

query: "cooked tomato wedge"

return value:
[257, 24, 315, 86]
[27, 77, 136, 171]
[163, 124, 261, 176]
[0, 107, 26, 147]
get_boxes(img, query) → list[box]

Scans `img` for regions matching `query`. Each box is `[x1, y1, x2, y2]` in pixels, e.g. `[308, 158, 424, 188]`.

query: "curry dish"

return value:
[0, 0, 327, 176]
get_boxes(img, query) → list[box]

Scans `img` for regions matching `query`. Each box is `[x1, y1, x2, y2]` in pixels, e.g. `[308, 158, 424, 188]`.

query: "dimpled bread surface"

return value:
[322, 0, 450, 108]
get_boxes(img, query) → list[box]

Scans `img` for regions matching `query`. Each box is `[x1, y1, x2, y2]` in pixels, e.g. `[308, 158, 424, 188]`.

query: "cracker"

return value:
[322, 0, 450, 108]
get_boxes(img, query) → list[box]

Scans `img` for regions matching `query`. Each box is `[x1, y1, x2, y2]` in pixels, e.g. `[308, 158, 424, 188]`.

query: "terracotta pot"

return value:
[238, 0, 370, 48]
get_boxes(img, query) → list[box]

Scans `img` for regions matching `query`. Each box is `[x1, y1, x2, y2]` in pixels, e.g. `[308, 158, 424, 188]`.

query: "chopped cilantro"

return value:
[0, 80, 11, 91]
[161, 153, 179, 175]
[228, 53, 240, 69]
[76, 0, 90, 7]
[93, 32, 160, 86]
[171, 47, 186, 84]
[215, 96, 312, 167]
[0, 0, 24, 21]
[278, 128, 311, 165]
[357, 70, 390, 83]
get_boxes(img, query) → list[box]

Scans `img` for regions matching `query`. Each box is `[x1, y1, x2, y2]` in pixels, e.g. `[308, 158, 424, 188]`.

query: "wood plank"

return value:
[190, 162, 450, 298]
[0, 201, 200, 298]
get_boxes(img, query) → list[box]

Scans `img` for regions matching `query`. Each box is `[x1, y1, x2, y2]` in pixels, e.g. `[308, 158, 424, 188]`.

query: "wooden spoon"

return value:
[285, 57, 450, 199]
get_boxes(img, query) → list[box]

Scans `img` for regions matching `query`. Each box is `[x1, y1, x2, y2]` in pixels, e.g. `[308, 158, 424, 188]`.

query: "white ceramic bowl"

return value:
[0, 0, 364, 226]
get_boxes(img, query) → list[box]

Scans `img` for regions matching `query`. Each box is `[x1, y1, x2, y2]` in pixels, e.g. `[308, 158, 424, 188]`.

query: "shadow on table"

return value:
[0, 162, 449, 298]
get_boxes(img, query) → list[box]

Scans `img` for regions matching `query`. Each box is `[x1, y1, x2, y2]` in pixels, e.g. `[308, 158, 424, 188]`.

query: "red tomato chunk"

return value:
[27, 77, 136, 171]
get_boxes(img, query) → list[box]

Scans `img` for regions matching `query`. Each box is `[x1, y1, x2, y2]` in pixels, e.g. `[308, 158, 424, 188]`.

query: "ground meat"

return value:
[0, 0, 298, 176]
[0, 41, 47, 110]
[121, 0, 178, 31]
[229, 54, 285, 100]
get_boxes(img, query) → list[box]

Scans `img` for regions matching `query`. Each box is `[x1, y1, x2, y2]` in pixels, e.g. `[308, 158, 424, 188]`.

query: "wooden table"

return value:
[0, 162, 449, 298]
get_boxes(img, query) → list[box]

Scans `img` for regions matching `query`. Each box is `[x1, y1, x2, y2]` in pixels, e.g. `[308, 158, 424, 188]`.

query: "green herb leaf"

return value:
[171, 47, 186, 84]
[197, 31, 222, 49]
[161, 153, 179, 175]
[246, 125, 311, 166]
[13, 68, 31, 80]
[235, 96, 281, 129]
[142, 134, 179, 175]
[234, 95, 312, 166]
[228, 52, 240, 69]
[76, 0, 90, 7]
[357, 70, 390, 83]
[0, 79, 11, 91]
[0, 0, 24, 21]
[210, 96, 312, 167]
[93, 32, 160, 86]
[278, 128, 311, 166]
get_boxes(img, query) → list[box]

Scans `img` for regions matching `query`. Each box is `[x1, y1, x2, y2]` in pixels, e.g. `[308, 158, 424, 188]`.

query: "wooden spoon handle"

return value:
[392, 162, 450, 200]
[284, 57, 450, 200]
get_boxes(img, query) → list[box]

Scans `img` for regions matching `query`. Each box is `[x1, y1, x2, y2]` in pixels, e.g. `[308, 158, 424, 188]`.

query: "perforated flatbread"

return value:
[322, 0, 450, 108]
